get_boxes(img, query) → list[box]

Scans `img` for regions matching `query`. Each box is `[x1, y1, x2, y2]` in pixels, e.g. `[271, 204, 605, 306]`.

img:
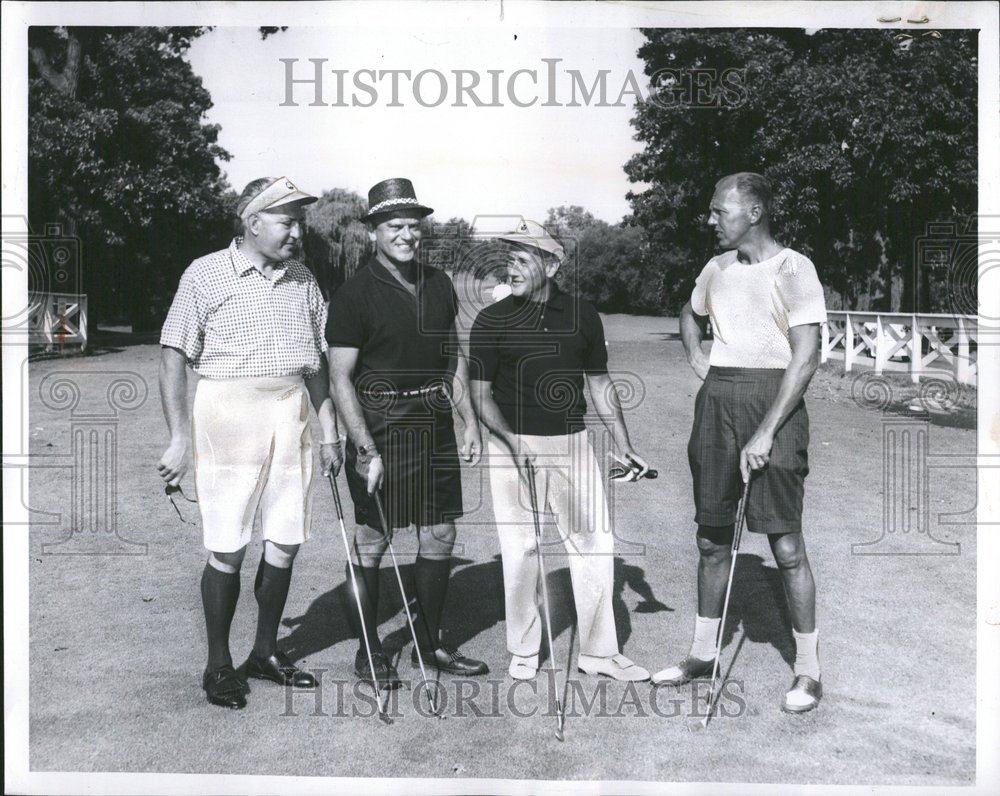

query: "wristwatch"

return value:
[357, 444, 380, 458]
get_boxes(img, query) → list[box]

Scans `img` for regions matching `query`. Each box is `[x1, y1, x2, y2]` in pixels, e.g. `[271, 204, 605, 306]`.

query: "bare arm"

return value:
[470, 377, 535, 481]
[305, 357, 343, 476]
[741, 323, 821, 481]
[326, 346, 383, 492]
[450, 337, 482, 465]
[157, 346, 190, 487]
[680, 300, 710, 380]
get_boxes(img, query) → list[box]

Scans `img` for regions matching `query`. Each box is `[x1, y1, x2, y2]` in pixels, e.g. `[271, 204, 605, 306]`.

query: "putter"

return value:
[372, 491, 441, 718]
[690, 475, 752, 733]
[327, 471, 393, 726]
[525, 461, 566, 742]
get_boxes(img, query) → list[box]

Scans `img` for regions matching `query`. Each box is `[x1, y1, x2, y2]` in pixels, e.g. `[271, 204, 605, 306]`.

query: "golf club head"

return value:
[687, 714, 710, 733]
[555, 728, 565, 742]
[379, 712, 394, 726]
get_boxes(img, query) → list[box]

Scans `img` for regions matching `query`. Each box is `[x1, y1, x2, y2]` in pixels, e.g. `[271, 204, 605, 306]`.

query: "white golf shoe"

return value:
[577, 653, 650, 682]
[509, 653, 539, 680]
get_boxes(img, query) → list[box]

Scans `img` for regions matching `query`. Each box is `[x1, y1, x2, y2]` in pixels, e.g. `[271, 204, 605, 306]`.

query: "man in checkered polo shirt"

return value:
[651, 173, 827, 714]
[157, 177, 342, 710]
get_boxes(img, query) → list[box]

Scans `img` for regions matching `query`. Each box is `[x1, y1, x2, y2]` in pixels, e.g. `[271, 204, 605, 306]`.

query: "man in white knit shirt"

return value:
[652, 172, 826, 713]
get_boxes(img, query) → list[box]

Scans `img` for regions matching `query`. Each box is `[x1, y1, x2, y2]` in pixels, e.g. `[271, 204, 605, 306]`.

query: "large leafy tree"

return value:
[625, 29, 977, 313]
[29, 26, 235, 331]
[302, 188, 371, 296]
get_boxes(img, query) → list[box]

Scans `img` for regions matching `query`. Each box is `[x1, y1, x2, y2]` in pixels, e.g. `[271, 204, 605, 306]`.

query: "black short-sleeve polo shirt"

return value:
[326, 257, 459, 391]
[469, 285, 608, 436]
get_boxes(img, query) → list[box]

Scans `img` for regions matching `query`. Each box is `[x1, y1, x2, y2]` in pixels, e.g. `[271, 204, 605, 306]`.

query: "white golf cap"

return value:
[496, 219, 565, 261]
[239, 177, 317, 219]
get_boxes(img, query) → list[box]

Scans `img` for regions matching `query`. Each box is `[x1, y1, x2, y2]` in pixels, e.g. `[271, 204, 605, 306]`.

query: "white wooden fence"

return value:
[29, 292, 88, 351]
[821, 311, 977, 386]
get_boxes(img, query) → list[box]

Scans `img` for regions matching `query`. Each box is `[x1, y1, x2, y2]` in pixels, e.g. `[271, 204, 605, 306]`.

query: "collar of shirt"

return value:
[367, 255, 422, 296]
[512, 283, 568, 313]
[229, 238, 289, 281]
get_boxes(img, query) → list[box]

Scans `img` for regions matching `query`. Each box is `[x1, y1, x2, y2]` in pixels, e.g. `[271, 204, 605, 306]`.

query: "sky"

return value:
[186, 26, 648, 224]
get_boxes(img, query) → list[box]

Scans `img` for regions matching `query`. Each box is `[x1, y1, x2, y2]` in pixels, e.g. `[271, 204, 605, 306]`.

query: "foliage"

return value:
[303, 188, 371, 296]
[625, 29, 977, 313]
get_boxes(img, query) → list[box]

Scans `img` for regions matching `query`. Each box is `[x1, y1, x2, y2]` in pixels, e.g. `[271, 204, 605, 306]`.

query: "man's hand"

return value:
[356, 452, 385, 495]
[689, 348, 710, 381]
[320, 441, 344, 477]
[740, 428, 774, 482]
[460, 423, 483, 466]
[157, 437, 189, 487]
[621, 449, 651, 481]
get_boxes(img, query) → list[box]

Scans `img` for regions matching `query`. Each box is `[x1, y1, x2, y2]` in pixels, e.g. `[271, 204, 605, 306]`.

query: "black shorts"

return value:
[345, 387, 463, 530]
[688, 367, 809, 535]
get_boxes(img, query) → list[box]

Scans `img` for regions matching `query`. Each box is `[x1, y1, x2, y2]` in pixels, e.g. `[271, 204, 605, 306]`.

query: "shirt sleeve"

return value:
[468, 308, 501, 383]
[307, 277, 329, 356]
[159, 269, 206, 363]
[690, 261, 715, 317]
[775, 253, 827, 327]
[325, 280, 365, 348]
[582, 304, 609, 374]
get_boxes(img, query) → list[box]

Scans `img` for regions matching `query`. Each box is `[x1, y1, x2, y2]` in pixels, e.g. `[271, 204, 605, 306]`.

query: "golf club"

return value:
[526, 460, 566, 742]
[372, 490, 441, 718]
[690, 475, 752, 733]
[327, 470, 393, 726]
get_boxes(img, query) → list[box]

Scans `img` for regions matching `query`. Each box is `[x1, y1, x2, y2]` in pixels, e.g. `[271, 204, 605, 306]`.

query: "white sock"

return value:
[792, 628, 820, 680]
[690, 615, 722, 662]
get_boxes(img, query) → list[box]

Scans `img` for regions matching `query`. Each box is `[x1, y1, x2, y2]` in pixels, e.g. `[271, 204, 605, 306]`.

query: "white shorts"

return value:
[192, 375, 314, 553]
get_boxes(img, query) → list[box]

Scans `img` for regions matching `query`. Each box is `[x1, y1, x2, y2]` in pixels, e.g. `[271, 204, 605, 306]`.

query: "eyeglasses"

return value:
[165, 483, 199, 526]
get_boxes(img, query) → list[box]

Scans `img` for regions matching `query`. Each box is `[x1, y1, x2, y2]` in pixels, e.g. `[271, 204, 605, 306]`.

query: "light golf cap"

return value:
[497, 219, 565, 261]
[240, 177, 317, 219]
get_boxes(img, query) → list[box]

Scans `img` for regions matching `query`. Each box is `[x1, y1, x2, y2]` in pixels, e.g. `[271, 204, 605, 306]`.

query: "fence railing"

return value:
[821, 311, 977, 386]
[28, 292, 88, 351]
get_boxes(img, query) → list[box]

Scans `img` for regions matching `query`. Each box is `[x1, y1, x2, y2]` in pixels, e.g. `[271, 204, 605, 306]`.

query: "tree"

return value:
[302, 188, 371, 295]
[625, 29, 977, 313]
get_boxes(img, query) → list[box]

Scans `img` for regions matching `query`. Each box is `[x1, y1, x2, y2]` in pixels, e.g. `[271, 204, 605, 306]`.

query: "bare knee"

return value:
[264, 540, 299, 569]
[418, 522, 456, 560]
[209, 546, 248, 574]
[351, 523, 388, 567]
[770, 533, 807, 571]
[696, 525, 733, 564]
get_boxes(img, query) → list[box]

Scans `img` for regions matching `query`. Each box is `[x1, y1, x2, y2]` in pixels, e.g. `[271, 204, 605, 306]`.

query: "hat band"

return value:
[367, 197, 424, 216]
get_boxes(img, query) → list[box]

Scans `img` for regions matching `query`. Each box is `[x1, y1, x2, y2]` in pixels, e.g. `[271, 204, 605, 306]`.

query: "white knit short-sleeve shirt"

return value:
[690, 247, 827, 368]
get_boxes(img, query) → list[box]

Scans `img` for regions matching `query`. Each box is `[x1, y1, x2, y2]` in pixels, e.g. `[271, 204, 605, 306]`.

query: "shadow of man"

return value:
[718, 552, 796, 671]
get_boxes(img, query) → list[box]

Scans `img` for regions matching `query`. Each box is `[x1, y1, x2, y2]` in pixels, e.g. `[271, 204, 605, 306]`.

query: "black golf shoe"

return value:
[244, 650, 317, 688]
[355, 648, 401, 690]
[202, 664, 248, 709]
[650, 655, 716, 687]
[412, 644, 489, 676]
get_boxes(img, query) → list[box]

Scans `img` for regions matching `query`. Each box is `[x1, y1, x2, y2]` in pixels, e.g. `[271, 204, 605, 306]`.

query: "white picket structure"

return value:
[29, 292, 88, 351]
[821, 311, 977, 386]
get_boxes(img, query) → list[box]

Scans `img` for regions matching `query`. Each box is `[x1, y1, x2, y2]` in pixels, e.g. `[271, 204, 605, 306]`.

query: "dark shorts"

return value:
[346, 386, 463, 530]
[688, 367, 809, 535]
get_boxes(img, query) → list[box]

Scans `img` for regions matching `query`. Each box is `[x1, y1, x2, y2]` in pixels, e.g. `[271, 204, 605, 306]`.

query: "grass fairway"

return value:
[27, 313, 976, 785]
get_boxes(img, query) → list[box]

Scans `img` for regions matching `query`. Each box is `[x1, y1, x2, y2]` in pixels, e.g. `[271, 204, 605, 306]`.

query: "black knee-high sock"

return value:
[347, 563, 383, 654]
[201, 563, 240, 671]
[252, 556, 292, 659]
[414, 556, 451, 652]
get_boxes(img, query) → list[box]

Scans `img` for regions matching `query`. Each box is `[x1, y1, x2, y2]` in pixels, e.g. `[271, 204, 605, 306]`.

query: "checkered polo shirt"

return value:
[160, 239, 328, 379]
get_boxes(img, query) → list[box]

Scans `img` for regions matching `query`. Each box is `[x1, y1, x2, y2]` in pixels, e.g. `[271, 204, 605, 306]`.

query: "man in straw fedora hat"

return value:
[469, 218, 653, 682]
[326, 178, 488, 688]
[158, 176, 343, 709]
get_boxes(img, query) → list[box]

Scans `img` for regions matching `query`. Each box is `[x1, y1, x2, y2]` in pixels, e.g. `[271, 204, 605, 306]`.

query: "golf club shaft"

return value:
[703, 477, 752, 722]
[526, 461, 566, 737]
[373, 491, 438, 715]
[328, 471, 388, 720]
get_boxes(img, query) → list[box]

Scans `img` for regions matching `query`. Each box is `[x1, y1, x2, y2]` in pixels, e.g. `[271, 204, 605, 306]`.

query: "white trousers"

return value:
[192, 375, 314, 553]
[487, 430, 618, 658]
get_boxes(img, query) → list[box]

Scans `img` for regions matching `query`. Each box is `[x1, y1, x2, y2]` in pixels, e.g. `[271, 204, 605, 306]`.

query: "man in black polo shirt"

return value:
[469, 220, 652, 682]
[326, 178, 488, 687]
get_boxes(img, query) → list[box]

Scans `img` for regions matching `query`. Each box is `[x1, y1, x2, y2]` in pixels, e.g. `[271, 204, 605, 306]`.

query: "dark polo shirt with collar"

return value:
[469, 285, 608, 436]
[325, 256, 459, 392]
